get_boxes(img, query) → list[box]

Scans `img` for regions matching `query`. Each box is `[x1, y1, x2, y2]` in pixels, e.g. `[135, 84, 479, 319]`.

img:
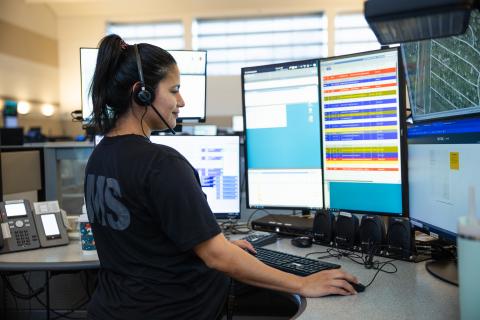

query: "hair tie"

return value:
[120, 40, 128, 50]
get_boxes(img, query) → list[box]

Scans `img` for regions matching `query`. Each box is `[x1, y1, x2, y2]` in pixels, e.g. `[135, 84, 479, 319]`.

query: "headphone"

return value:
[133, 44, 175, 134]
[133, 44, 155, 106]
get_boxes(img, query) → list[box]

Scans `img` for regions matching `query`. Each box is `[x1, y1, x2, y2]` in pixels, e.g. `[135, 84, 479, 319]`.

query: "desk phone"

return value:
[0, 199, 69, 254]
[32, 201, 69, 248]
[0, 200, 40, 253]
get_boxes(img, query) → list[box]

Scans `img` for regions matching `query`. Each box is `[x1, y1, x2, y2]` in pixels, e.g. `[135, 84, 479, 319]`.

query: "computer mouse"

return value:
[291, 236, 313, 248]
[349, 281, 366, 293]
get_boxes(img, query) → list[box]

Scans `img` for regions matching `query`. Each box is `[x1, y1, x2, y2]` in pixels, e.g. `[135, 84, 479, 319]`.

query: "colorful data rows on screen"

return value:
[321, 58, 400, 172]
[320, 50, 403, 214]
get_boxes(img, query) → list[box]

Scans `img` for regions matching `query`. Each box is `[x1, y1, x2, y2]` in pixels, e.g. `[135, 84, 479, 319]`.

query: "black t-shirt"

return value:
[84, 134, 230, 320]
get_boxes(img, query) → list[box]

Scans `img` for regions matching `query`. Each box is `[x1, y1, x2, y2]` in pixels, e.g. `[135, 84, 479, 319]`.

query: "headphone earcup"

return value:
[134, 85, 155, 106]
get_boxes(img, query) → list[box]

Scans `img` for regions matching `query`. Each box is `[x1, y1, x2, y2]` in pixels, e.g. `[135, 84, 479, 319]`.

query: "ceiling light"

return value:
[41, 103, 55, 117]
[17, 101, 32, 115]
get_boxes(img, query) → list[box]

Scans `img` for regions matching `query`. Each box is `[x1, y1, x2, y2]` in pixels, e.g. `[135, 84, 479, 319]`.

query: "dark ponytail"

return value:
[88, 34, 176, 134]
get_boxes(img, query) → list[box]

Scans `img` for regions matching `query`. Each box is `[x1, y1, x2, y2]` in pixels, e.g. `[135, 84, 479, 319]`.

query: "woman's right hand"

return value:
[299, 269, 359, 297]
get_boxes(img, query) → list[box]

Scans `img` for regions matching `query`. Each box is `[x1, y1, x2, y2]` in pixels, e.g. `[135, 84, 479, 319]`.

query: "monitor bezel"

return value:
[241, 58, 324, 211]
[319, 47, 409, 217]
[80, 47, 207, 124]
[149, 134, 241, 220]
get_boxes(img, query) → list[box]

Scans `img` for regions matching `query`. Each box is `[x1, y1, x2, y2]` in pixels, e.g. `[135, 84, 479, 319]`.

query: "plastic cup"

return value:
[78, 213, 96, 254]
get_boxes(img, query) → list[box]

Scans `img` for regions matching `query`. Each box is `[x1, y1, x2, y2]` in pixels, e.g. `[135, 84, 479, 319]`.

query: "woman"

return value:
[84, 34, 358, 320]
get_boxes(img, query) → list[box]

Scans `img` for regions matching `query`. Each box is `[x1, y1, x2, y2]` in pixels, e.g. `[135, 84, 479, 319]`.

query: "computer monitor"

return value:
[2, 100, 18, 128]
[94, 135, 103, 146]
[241, 59, 323, 210]
[401, 9, 480, 122]
[193, 125, 217, 136]
[232, 115, 244, 133]
[149, 135, 241, 219]
[408, 116, 480, 284]
[319, 48, 408, 216]
[80, 48, 207, 123]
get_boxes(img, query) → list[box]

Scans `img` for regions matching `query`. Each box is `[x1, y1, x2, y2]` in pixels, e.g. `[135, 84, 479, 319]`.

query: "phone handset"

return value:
[0, 199, 40, 254]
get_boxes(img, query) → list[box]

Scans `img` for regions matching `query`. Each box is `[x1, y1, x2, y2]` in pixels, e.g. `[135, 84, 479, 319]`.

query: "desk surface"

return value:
[0, 238, 458, 319]
[0, 242, 99, 271]
[266, 238, 459, 320]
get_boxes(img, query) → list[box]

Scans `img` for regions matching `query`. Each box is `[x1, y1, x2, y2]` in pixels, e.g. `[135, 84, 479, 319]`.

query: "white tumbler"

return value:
[457, 187, 480, 320]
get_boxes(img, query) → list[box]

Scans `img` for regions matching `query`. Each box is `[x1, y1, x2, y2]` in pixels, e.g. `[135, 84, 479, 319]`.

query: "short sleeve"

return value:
[147, 155, 221, 251]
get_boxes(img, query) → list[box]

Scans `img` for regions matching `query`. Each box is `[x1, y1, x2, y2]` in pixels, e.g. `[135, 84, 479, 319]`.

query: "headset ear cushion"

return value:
[134, 85, 155, 106]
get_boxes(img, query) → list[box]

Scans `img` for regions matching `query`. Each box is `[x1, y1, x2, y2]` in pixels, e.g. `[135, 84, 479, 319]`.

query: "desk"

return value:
[0, 242, 99, 319]
[263, 238, 459, 320]
[0, 242, 99, 272]
[0, 238, 458, 320]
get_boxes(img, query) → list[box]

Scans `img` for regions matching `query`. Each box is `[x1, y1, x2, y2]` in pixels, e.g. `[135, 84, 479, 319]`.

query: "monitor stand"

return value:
[425, 259, 458, 286]
[300, 209, 313, 217]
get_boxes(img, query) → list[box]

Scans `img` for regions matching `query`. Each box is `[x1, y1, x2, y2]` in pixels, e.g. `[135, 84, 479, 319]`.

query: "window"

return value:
[107, 21, 184, 50]
[335, 12, 380, 56]
[193, 14, 327, 75]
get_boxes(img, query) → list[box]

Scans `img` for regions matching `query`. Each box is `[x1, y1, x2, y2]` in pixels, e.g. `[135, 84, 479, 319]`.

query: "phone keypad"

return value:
[14, 230, 32, 247]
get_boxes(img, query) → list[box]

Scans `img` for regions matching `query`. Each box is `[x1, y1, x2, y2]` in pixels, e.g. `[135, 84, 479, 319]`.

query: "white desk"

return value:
[0, 238, 458, 319]
[0, 242, 98, 271]
[263, 238, 459, 320]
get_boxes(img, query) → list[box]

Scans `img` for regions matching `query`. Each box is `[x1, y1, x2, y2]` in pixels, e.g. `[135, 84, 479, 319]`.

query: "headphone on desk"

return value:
[133, 44, 175, 134]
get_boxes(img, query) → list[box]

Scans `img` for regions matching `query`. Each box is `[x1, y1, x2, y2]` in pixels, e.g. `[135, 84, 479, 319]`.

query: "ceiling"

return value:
[25, 0, 366, 17]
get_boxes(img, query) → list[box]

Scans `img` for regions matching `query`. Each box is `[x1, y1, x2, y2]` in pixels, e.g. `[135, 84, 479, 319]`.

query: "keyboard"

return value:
[242, 232, 278, 247]
[254, 247, 340, 276]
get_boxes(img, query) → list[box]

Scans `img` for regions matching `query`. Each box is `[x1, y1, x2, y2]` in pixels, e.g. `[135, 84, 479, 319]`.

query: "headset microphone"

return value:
[133, 44, 176, 135]
[150, 103, 176, 135]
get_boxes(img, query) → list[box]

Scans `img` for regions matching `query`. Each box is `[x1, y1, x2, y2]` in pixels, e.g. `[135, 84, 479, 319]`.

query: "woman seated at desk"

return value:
[84, 34, 359, 320]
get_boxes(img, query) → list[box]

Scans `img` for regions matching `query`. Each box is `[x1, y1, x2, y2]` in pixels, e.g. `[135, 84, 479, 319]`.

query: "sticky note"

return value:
[450, 152, 459, 170]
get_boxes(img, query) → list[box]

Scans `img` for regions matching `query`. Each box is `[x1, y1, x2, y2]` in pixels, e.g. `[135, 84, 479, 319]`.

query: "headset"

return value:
[133, 44, 176, 135]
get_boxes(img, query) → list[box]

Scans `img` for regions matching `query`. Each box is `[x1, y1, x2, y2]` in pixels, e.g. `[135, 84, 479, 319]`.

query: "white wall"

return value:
[0, 53, 58, 105]
[0, 0, 59, 119]
[55, 0, 364, 119]
[0, 0, 57, 38]
[206, 76, 242, 117]
[57, 16, 105, 119]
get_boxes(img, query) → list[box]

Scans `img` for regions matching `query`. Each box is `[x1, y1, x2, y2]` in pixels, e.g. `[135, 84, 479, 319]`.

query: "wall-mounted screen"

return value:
[401, 10, 480, 121]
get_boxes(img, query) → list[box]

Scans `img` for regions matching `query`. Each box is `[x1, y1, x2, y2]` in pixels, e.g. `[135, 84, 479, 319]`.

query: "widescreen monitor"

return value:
[319, 48, 408, 216]
[408, 116, 480, 284]
[401, 10, 480, 122]
[242, 59, 323, 210]
[80, 48, 207, 123]
[150, 135, 241, 219]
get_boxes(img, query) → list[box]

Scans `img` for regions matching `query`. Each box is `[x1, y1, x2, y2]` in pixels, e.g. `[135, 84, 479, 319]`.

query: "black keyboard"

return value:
[254, 247, 340, 276]
[242, 232, 278, 247]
